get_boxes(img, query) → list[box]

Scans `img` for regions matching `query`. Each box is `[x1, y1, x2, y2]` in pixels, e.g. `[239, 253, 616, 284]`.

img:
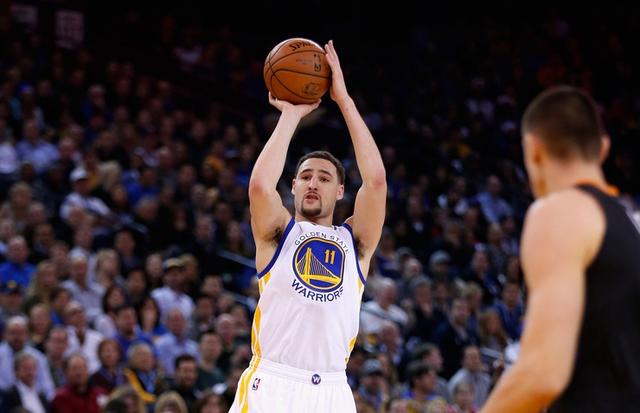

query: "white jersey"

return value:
[251, 219, 366, 373]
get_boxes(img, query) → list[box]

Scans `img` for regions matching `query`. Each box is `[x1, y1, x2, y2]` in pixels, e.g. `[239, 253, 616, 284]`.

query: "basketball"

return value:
[263, 38, 332, 104]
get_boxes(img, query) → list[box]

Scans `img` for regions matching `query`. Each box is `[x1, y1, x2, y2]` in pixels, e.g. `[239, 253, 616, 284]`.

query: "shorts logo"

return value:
[292, 238, 345, 292]
[311, 374, 321, 385]
[251, 377, 261, 390]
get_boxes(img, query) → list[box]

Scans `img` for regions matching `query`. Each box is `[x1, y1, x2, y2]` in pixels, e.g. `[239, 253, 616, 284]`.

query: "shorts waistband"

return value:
[249, 356, 347, 385]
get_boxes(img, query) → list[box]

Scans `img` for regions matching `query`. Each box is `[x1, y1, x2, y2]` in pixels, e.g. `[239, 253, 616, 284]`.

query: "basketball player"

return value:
[480, 86, 640, 413]
[229, 40, 386, 412]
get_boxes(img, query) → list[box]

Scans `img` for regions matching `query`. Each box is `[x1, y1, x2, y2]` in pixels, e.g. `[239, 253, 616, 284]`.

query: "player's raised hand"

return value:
[268, 92, 321, 118]
[324, 40, 349, 104]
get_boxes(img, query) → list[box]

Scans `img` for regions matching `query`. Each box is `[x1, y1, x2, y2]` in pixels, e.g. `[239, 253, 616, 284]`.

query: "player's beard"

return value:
[301, 199, 322, 218]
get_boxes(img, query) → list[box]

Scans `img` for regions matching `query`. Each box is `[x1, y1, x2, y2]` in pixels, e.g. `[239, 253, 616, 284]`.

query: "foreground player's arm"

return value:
[325, 40, 387, 261]
[480, 191, 604, 413]
[249, 95, 320, 246]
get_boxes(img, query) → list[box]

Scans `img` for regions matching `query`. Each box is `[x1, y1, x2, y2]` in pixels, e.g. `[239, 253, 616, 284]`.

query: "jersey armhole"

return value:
[256, 218, 295, 279]
[342, 222, 367, 286]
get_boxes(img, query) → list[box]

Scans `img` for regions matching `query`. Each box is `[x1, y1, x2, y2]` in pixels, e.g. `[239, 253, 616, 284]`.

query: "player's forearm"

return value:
[250, 110, 301, 190]
[337, 97, 386, 187]
[480, 362, 561, 413]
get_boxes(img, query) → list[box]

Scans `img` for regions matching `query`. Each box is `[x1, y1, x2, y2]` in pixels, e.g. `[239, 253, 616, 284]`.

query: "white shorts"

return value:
[229, 357, 356, 413]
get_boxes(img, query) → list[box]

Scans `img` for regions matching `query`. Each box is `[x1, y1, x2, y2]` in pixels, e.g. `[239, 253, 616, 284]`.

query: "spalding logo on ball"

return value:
[263, 38, 331, 104]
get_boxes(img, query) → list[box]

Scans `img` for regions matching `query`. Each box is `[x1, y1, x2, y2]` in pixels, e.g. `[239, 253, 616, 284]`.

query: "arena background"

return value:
[0, 1, 638, 412]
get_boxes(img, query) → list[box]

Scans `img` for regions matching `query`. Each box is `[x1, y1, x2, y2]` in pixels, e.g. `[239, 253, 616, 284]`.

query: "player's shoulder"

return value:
[525, 188, 605, 244]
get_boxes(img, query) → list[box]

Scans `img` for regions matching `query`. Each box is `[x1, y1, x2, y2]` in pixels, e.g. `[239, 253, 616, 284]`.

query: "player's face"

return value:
[292, 158, 344, 220]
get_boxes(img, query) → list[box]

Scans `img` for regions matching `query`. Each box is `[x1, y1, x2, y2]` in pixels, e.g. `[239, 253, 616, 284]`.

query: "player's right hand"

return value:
[268, 92, 321, 118]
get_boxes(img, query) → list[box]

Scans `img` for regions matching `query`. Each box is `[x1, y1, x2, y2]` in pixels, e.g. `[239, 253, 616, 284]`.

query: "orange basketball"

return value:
[263, 38, 331, 104]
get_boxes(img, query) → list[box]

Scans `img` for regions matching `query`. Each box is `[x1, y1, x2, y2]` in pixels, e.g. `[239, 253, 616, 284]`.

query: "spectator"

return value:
[0, 316, 55, 400]
[0, 236, 36, 288]
[154, 391, 188, 413]
[94, 284, 127, 338]
[24, 260, 58, 311]
[113, 304, 154, 359]
[138, 296, 167, 340]
[16, 118, 59, 174]
[189, 293, 217, 340]
[360, 277, 409, 337]
[89, 338, 126, 392]
[155, 308, 198, 377]
[196, 331, 225, 391]
[493, 280, 524, 341]
[50, 353, 107, 413]
[411, 343, 450, 402]
[0, 351, 49, 413]
[433, 298, 479, 379]
[193, 390, 228, 413]
[447, 381, 477, 413]
[475, 175, 512, 224]
[477, 308, 509, 354]
[61, 254, 104, 323]
[357, 358, 389, 412]
[124, 343, 167, 408]
[447, 346, 491, 410]
[60, 167, 113, 222]
[64, 300, 104, 373]
[402, 361, 442, 410]
[27, 303, 51, 353]
[151, 258, 194, 321]
[45, 326, 69, 388]
[169, 354, 200, 411]
[0, 280, 26, 324]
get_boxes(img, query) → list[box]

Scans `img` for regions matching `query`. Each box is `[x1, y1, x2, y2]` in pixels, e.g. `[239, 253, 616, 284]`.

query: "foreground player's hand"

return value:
[268, 92, 321, 118]
[324, 40, 349, 104]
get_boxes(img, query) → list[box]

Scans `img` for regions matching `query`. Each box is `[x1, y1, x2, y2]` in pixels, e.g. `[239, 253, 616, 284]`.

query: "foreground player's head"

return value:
[521, 85, 609, 198]
[292, 151, 345, 221]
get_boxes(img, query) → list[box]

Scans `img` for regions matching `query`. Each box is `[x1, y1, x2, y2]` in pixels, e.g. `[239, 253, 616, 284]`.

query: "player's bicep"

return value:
[350, 184, 387, 256]
[249, 187, 290, 242]
[517, 195, 596, 388]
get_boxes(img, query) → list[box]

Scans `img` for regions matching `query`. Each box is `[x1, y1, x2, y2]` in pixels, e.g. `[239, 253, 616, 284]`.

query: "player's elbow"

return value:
[366, 170, 387, 189]
[248, 177, 271, 197]
[530, 365, 571, 403]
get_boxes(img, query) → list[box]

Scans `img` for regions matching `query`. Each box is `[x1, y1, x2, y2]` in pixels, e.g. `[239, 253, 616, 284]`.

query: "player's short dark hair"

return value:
[522, 85, 604, 161]
[295, 150, 345, 184]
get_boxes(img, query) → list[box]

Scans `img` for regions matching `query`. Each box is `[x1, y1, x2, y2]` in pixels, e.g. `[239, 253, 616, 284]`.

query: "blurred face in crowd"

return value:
[29, 304, 51, 335]
[453, 381, 474, 409]
[425, 348, 443, 373]
[175, 359, 198, 388]
[15, 355, 38, 387]
[451, 299, 470, 327]
[65, 303, 87, 330]
[502, 283, 520, 308]
[46, 328, 68, 358]
[164, 266, 182, 291]
[65, 355, 89, 389]
[199, 333, 223, 363]
[69, 257, 88, 284]
[130, 345, 154, 372]
[126, 269, 147, 297]
[116, 307, 137, 336]
[198, 393, 226, 413]
[463, 346, 482, 373]
[166, 309, 186, 337]
[6, 320, 28, 351]
[414, 369, 437, 394]
[99, 340, 121, 369]
[292, 158, 344, 220]
[8, 237, 29, 264]
[361, 371, 385, 394]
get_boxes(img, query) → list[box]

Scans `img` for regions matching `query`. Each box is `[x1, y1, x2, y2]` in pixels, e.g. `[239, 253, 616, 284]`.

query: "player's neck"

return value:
[544, 162, 606, 196]
[295, 213, 334, 228]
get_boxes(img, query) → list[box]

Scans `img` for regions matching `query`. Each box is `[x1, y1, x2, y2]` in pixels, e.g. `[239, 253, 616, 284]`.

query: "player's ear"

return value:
[336, 184, 344, 201]
[599, 135, 610, 164]
[525, 133, 544, 166]
[291, 179, 296, 195]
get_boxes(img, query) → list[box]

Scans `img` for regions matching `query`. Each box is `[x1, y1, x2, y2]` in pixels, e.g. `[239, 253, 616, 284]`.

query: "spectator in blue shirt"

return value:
[0, 236, 35, 288]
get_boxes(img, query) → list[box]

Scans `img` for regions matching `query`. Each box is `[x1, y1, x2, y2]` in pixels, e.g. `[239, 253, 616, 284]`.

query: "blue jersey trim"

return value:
[256, 218, 296, 279]
[342, 222, 366, 286]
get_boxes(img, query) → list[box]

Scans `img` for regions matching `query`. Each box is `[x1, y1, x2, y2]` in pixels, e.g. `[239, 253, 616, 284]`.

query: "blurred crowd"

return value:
[0, 4, 638, 413]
